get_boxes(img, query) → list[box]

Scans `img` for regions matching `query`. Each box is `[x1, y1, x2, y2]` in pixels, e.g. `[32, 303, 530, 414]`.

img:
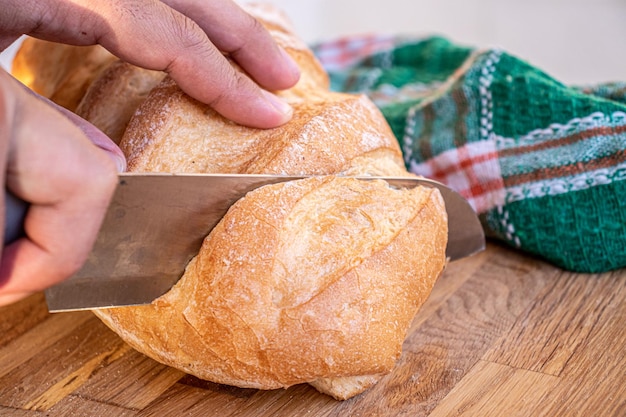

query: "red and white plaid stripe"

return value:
[313, 34, 397, 71]
[314, 35, 505, 214]
[408, 139, 505, 214]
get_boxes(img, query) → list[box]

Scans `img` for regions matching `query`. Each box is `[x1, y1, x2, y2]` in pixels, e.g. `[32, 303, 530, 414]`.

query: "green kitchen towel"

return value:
[313, 35, 626, 273]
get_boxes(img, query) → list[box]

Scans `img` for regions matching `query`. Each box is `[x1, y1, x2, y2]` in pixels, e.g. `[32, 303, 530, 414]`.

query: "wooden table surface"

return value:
[0, 242, 624, 416]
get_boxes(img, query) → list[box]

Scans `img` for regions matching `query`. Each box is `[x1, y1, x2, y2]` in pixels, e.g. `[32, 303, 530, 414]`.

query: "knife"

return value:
[4, 173, 485, 311]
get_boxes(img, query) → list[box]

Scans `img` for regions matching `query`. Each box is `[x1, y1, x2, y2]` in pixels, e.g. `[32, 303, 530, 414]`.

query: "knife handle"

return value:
[4, 190, 28, 246]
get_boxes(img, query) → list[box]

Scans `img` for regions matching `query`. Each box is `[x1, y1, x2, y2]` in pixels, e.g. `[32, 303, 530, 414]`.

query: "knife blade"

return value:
[3, 173, 484, 312]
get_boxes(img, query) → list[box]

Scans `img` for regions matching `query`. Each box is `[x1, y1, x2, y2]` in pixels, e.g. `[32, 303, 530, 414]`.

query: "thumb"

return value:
[52, 103, 127, 172]
[0, 69, 118, 304]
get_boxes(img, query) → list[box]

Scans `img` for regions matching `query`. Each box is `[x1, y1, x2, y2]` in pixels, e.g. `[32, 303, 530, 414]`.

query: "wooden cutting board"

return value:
[1, 243, 624, 416]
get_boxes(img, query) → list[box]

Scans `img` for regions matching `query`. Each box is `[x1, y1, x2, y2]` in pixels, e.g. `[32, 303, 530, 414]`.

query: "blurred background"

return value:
[2, 0, 625, 85]
[249, 0, 626, 85]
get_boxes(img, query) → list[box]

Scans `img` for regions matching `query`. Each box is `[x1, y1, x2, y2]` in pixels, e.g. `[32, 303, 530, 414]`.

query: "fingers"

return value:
[0, 70, 118, 305]
[161, 0, 300, 91]
[1, 0, 300, 128]
[90, 0, 298, 128]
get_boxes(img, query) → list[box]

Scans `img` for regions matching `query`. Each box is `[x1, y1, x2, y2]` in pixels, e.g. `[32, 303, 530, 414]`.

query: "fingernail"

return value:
[94, 139, 127, 172]
[109, 153, 127, 173]
[96, 145, 127, 172]
[262, 90, 293, 118]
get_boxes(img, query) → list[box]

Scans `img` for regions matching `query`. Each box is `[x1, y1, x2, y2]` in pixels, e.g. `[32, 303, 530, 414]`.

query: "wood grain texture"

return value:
[0, 243, 624, 416]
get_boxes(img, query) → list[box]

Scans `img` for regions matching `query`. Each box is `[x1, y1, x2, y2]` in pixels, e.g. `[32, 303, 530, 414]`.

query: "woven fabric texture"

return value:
[313, 36, 626, 273]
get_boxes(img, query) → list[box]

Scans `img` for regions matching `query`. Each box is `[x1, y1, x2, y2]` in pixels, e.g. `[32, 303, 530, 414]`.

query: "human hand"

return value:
[0, 0, 301, 129]
[0, 69, 119, 306]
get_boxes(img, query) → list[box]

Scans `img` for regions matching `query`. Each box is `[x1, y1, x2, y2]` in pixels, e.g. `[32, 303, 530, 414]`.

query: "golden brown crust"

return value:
[75, 61, 165, 144]
[119, 77, 403, 175]
[12, 38, 116, 111]
[94, 177, 447, 390]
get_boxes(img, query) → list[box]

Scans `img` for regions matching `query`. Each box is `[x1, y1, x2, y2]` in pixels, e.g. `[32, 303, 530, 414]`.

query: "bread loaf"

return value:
[75, 61, 165, 144]
[95, 176, 447, 398]
[12, 38, 116, 111]
[13, 3, 448, 400]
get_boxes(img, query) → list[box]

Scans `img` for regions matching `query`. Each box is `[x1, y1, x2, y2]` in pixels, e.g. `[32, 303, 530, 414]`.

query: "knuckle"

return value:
[206, 70, 252, 110]
[164, 11, 209, 56]
[55, 255, 86, 281]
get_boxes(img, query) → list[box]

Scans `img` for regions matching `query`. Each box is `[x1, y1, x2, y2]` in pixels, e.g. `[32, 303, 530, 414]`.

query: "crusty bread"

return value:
[12, 38, 116, 111]
[118, 76, 406, 176]
[14, 3, 449, 400]
[95, 176, 447, 400]
[75, 61, 165, 144]
[11, 39, 163, 144]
